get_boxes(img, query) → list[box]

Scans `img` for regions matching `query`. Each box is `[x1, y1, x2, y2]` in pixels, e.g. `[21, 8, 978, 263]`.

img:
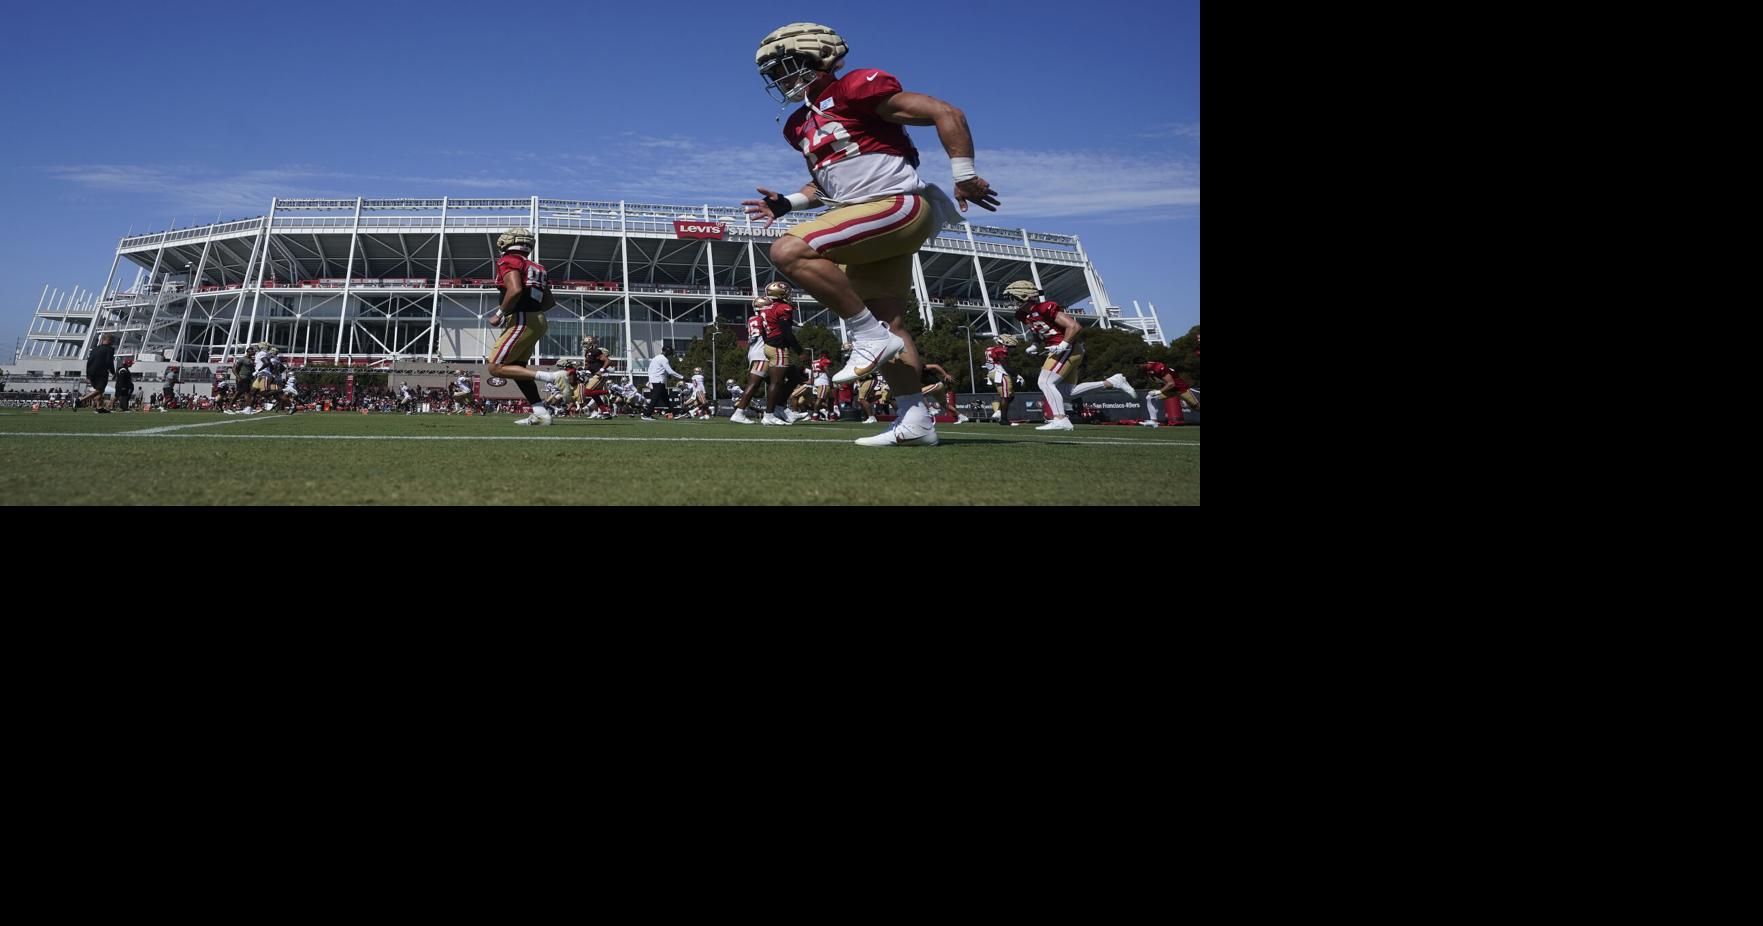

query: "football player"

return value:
[686, 367, 712, 419]
[753, 283, 810, 425]
[579, 336, 614, 418]
[484, 227, 570, 426]
[984, 338, 1016, 425]
[730, 293, 778, 424]
[745, 22, 999, 448]
[452, 371, 479, 414]
[809, 350, 836, 420]
[1140, 359, 1200, 427]
[1003, 280, 1135, 431]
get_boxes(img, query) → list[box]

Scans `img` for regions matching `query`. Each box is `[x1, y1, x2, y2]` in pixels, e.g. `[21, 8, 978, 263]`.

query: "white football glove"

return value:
[1050, 341, 1073, 356]
[1024, 344, 1040, 356]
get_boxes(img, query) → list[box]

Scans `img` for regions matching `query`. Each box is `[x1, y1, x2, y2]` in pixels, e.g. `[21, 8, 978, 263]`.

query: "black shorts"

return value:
[88, 373, 108, 393]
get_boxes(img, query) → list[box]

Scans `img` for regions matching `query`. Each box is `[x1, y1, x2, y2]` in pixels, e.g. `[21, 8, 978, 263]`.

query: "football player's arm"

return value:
[1052, 311, 1083, 350]
[490, 269, 522, 326]
[744, 183, 823, 227]
[873, 92, 999, 213]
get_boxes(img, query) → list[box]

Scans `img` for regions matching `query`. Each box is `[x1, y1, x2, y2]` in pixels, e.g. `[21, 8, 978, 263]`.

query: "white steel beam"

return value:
[333, 197, 363, 361]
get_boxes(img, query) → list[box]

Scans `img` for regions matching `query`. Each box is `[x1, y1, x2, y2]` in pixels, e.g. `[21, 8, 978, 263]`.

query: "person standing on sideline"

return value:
[114, 358, 136, 412]
[646, 346, 686, 420]
[81, 333, 117, 414]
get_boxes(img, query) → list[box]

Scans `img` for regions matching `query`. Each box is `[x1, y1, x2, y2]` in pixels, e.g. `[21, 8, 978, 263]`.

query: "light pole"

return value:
[956, 325, 975, 396]
[709, 328, 720, 410]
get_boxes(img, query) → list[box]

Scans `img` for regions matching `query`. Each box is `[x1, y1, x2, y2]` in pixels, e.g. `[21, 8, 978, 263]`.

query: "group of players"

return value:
[379, 21, 1192, 441]
[213, 344, 302, 415]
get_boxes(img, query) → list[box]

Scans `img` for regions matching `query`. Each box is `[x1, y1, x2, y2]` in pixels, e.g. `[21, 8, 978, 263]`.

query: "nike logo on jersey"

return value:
[867, 72, 878, 81]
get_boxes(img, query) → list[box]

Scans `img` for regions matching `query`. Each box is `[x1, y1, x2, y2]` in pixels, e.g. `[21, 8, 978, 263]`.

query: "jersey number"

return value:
[800, 119, 861, 171]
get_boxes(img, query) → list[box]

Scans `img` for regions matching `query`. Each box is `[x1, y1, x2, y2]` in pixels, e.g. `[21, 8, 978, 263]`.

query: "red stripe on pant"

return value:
[801, 196, 918, 252]
[494, 314, 525, 364]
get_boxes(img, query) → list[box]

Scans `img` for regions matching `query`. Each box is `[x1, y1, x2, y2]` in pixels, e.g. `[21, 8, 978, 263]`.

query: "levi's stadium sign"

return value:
[674, 220, 726, 240]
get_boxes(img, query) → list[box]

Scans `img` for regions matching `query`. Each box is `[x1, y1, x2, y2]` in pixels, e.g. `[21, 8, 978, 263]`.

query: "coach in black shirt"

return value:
[115, 358, 135, 412]
[84, 333, 116, 414]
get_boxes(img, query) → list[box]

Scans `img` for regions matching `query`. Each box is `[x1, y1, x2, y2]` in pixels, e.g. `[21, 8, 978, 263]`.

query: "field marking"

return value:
[0, 430, 1196, 447]
[125, 413, 293, 434]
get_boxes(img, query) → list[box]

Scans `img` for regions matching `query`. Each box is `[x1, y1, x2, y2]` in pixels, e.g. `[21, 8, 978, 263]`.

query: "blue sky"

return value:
[0, 0, 1198, 353]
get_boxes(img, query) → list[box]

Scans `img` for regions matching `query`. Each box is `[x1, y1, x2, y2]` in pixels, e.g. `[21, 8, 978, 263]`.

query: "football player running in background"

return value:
[1140, 359, 1199, 427]
[687, 367, 712, 419]
[984, 338, 1017, 426]
[810, 350, 836, 420]
[485, 227, 570, 426]
[579, 336, 614, 418]
[1003, 280, 1135, 432]
[745, 22, 999, 447]
[730, 292, 782, 424]
[753, 283, 809, 425]
[282, 368, 300, 414]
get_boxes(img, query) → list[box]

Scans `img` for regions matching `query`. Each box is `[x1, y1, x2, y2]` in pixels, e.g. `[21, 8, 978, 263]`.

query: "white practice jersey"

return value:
[254, 350, 270, 377]
[454, 376, 472, 394]
[691, 374, 706, 395]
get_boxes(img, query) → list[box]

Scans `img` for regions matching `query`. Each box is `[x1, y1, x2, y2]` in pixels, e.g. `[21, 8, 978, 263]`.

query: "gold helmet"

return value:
[765, 281, 792, 302]
[1003, 280, 1043, 305]
[755, 23, 847, 103]
[752, 296, 771, 309]
[496, 227, 535, 252]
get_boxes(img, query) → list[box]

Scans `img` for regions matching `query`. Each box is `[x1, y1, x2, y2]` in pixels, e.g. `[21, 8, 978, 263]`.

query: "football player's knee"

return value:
[1037, 370, 1059, 392]
[770, 235, 812, 269]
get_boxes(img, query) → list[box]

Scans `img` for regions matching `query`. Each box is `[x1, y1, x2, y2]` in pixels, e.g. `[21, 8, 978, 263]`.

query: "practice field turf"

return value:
[0, 409, 1200, 506]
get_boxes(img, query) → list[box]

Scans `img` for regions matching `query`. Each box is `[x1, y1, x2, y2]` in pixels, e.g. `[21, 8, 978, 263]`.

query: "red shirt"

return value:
[496, 253, 550, 310]
[813, 357, 832, 377]
[783, 69, 919, 173]
[1143, 363, 1189, 392]
[760, 301, 795, 342]
[1015, 301, 1067, 346]
[985, 346, 1009, 365]
[746, 314, 765, 344]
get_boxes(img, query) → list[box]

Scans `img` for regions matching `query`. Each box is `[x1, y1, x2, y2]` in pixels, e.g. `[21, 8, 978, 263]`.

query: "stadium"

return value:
[2, 196, 1199, 506]
[14, 196, 1166, 374]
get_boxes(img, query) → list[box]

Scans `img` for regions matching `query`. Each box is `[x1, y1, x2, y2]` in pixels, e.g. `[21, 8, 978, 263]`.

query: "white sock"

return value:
[533, 370, 559, 383]
[1071, 381, 1104, 396]
[846, 311, 887, 341]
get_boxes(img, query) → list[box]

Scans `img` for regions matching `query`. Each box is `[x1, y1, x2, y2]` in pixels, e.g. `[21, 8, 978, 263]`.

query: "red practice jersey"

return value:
[496, 254, 550, 310]
[813, 357, 832, 377]
[783, 70, 918, 173]
[1143, 362, 1189, 391]
[746, 314, 765, 344]
[1015, 301, 1067, 346]
[985, 345, 1009, 366]
[760, 301, 795, 342]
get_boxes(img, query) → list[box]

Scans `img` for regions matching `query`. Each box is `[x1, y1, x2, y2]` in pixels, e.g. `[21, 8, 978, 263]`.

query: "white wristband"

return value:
[951, 157, 977, 182]
[785, 193, 813, 211]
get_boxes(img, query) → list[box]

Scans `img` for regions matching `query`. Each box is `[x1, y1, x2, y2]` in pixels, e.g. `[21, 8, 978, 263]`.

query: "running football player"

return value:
[984, 339, 1016, 425]
[745, 22, 999, 447]
[1002, 280, 1135, 431]
[484, 227, 570, 426]
[1140, 359, 1200, 427]
[730, 291, 780, 424]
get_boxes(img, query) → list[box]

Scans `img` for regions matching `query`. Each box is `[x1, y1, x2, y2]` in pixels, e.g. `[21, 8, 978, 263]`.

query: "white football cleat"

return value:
[1106, 373, 1137, 399]
[956, 414, 970, 424]
[1140, 420, 1160, 428]
[514, 414, 540, 425]
[730, 410, 755, 424]
[532, 404, 554, 425]
[863, 416, 878, 424]
[833, 333, 905, 384]
[786, 410, 810, 423]
[855, 420, 938, 447]
[1036, 418, 1074, 431]
[761, 414, 788, 426]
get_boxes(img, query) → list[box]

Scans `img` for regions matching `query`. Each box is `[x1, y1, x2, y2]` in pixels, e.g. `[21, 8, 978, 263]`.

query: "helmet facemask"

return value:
[760, 53, 822, 104]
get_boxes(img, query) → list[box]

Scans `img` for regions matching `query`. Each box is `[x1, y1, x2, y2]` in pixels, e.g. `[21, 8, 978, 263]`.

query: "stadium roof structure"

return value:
[17, 196, 1166, 367]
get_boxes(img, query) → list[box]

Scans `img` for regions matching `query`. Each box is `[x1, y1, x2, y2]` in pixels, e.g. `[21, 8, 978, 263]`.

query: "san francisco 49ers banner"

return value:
[674, 220, 726, 240]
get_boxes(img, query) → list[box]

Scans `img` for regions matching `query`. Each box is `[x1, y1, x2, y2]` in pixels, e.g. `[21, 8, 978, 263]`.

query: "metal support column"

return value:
[243, 199, 277, 356]
[620, 201, 634, 364]
[963, 223, 998, 337]
[428, 197, 447, 361]
[170, 236, 214, 362]
[333, 197, 364, 361]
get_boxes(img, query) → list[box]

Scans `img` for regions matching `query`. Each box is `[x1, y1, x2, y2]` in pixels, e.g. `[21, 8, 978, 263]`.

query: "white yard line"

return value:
[124, 414, 293, 435]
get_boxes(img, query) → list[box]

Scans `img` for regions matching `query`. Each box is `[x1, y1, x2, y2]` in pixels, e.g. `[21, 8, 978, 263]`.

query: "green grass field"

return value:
[0, 408, 1200, 505]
